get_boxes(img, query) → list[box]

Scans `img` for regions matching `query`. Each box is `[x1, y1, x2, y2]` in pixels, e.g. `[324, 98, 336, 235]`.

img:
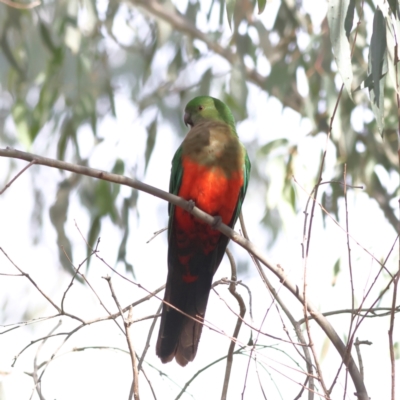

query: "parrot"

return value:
[156, 96, 251, 366]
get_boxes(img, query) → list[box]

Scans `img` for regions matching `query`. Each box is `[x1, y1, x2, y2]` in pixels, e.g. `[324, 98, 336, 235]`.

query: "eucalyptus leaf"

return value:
[11, 101, 31, 148]
[388, 0, 400, 19]
[258, 139, 289, 156]
[344, 0, 355, 38]
[327, 0, 354, 100]
[369, 75, 385, 135]
[370, 8, 387, 107]
[86, 215, 101, 270]
[258, 0, 266, 15]
[331, 258, 341, 286]
[385, 19, 400, 94]
[49, 176, 83, 280]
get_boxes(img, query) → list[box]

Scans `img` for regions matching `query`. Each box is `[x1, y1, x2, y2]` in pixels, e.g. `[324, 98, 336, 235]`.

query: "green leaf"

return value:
[227, 61, 248, 121]
[283, 181, 296, 211]
[49, 177, 83, 281]
[144, 117, 158, 173]
[111, 159, 125, 201]
[344, 0, 355, 38]
[385, 20, 400, 94]
[394, 342, 400, 360]
[261, 207, 282, 246]
[0, 29, 25, 77]
[39, 21, 59, 54]
[226, 0, 236, 30]
[199, 68, 212, 95]
[331, 258, 341, 286]
[112, 158, 125, 176]
[367, 8, 387, 135]
[12, 101, 31, 148]
[117, 197, 135, 278]
[354, 71, 386, 92]
[186, 0, 200, 23]
[258, 138, 289, 156]
[258, 0, 266, 15]
[106, 80, 116, 118]
[370, 8, 387, 107]
[86, 215, 101, 270]
[236, 33, 253, 58]
[167, 47, 183, 80]
[31, 81, 59, 142]
[327, 0, 354, 100]
[369, 78, 385, 135]
[388, 0, 400, 19]
[265, 59, 295, 97]
[57, 118, 74, 161]
[94, 181, 113, 216]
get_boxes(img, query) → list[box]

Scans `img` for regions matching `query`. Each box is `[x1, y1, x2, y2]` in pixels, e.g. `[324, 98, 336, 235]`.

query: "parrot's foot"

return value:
[186, 199, 195, 213]
[211, 216, 222, 230]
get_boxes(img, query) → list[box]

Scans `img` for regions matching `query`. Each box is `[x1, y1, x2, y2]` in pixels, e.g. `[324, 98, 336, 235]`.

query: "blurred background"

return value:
[0, 0, 399, 399]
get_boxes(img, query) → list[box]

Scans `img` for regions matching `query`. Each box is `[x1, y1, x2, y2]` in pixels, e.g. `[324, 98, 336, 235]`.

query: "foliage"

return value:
[1, 0, 399, 273]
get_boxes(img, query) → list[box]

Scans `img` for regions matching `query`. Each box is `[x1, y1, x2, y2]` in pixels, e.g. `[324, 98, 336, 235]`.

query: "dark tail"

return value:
[156, 248, 215, 366]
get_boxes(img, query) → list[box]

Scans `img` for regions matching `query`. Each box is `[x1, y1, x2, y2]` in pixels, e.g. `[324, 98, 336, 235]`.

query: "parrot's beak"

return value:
[184, 112, 193, 127]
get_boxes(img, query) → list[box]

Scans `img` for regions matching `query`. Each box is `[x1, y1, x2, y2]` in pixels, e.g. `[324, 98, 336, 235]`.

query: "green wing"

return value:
[168, 145, 183, 237]
[231, 148, 251, 226]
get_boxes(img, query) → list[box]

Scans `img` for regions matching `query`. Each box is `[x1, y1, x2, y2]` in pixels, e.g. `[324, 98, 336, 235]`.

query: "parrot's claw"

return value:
[211, 216, 222, 230]
[186, 199, 195, 212]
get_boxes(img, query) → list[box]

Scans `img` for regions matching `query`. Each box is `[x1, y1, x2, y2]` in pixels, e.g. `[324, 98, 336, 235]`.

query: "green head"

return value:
[184, 96, 236, 130]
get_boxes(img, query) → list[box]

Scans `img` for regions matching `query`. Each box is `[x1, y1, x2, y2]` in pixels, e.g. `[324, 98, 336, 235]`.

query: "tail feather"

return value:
[156, 243, 216, 366]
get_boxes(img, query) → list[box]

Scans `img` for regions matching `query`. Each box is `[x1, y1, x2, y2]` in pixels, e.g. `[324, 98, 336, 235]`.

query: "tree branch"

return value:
[0, 147, 369, 400]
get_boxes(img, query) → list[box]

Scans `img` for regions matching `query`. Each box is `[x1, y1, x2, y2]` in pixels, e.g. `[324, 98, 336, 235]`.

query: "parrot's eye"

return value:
[198, 105, 204, 111]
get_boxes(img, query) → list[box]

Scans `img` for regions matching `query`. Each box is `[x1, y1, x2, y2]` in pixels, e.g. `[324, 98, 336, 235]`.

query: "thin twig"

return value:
[31, 320, 62, 400]
[297, 305, 400, 324]
[221, 248, 246, 400]
[329, 234, 399, 394]
[140, 366, 157, 400]
[63, 249, 125, 334]
[254, 354, 268, 400]
[137, 303, 162, 372]
[0, 247, 61, 313]
[126, 307, 140, 400]
[175, 346, 249, 400]
[0, 159, 36, 195]
[327, 165, 357, 397]
[61, 238, 101, 312]
[300, 6, 365, 393]
[354, 338, 372, 382]
[293, 377, 310, 400]
[212, 284, 306, 346]
[293, 176, 394, 277]
[0, 272, 23, 276]
[239, 212, 315, 400]
[146, 228, 167, 243]
[104, 277, 140, 400]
